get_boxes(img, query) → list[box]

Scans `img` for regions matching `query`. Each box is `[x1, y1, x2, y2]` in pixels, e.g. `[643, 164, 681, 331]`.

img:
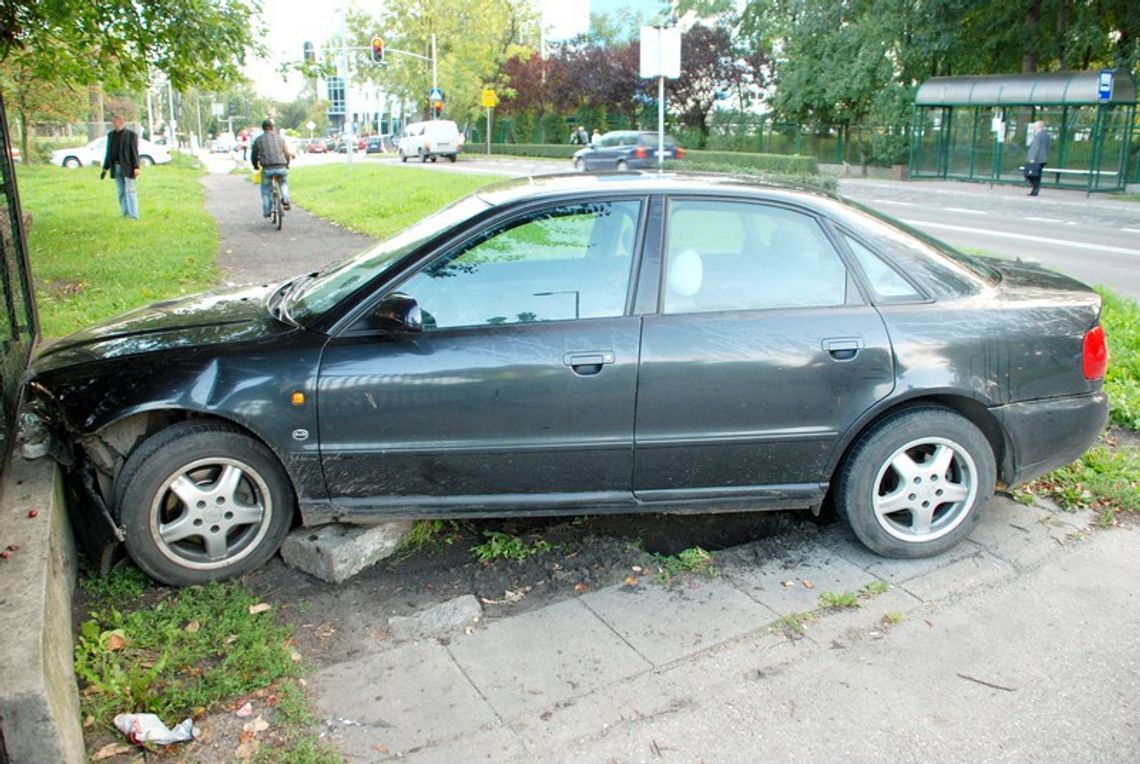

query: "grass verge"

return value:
[1022, 442, 1140, 526]
[287, 163, 502, 240]
[18, 161, 221, 338]
[75, 567, 329, 760]
[1099, 288, 1140, 430]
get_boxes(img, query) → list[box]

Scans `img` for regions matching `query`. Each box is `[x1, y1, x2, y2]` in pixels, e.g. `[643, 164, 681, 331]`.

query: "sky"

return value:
[245, 0, 660, 101]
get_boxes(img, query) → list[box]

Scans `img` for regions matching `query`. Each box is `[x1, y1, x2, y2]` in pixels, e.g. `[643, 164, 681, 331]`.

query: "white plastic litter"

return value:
[113, 713, 199, 745]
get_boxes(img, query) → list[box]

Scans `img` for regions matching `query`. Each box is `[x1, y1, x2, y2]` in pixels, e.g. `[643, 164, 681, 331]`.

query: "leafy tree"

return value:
[350, 0, 535, 125]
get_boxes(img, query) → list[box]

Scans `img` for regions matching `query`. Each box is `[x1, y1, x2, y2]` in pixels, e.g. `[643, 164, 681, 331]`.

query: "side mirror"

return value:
[372, 292, 422, 333]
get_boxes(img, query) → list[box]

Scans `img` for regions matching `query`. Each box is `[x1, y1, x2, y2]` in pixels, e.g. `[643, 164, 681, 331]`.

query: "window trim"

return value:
[656, 195, 861, 317]
[334, 195, 651, 337]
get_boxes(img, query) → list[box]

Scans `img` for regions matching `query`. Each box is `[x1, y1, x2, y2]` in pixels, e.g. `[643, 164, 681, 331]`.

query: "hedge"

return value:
[487, 143, 819, 174]
[662, 160, 839, 193]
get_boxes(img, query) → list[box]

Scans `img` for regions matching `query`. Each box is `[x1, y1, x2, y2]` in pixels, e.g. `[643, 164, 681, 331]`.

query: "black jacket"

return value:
[102, 128, 140, 177]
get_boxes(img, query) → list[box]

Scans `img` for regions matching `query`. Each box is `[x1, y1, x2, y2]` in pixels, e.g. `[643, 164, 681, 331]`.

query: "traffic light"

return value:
[432, 99, 443, 118]
[370, 37, 385, 64]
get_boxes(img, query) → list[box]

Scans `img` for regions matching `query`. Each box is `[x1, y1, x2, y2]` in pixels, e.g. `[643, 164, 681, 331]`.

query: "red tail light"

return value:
[633, 147, 648, 159]
[675, 147, 685, 159]
[1083, 325, 1108, 380]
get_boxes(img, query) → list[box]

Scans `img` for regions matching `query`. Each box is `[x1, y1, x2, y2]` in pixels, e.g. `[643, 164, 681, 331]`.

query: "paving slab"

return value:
[309, 640, 497, 756]
[580, 577, 777, 666]
[446, 598, 651, 719]
[819, 519, 988, 583]
[723, 542, 882, 615]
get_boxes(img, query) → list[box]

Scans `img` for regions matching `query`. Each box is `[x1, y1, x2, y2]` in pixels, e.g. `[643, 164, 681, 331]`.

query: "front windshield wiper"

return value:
[267, 273, 317, 327]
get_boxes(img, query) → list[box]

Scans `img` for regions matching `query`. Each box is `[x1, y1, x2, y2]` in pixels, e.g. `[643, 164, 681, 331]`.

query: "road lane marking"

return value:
[900, 219, 1140, 257]
[869, 199, 915, 206]
[1124, 227, 1140, 234]
[1026, 216, 1064, 223]
[943, 207, 988, 215]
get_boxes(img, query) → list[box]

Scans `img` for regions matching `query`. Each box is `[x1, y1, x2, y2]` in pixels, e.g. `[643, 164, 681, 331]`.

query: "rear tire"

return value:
[63, 156, 81, 168]
[835, 407, 995, 558]
[616, 159, 629, 171]
[574, 158, 585, 172]
[139, 155, 155, 166]
[115, 422, 295, 586]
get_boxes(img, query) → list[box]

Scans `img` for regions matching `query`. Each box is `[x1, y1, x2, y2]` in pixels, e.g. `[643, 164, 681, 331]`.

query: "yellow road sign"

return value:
[481, 89, 497, 108]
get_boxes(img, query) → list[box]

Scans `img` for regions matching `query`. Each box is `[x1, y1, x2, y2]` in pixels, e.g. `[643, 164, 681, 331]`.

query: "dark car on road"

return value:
[20, 173, 1108, 585]
[573, 130, 684, 171]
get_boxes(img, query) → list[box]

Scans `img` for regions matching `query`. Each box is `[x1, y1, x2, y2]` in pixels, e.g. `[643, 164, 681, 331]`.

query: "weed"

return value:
[471, 530, 553, 562]
[74, 581, 298, 727]
[772, 612, 811, 638]
[653, 546, 716, 583]
[820, 590, 861, 609]
[1011, 489, 1036, 506]
[394, 519, 467, 561]
[881, 611, 904, 626]
[820, 581, 889, 609]
[79, 565, 150, 603]
[862, 580, 890, 596]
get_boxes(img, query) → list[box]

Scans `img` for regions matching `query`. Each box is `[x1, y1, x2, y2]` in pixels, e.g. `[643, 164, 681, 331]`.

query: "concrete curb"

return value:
[0, 454, 84, 764]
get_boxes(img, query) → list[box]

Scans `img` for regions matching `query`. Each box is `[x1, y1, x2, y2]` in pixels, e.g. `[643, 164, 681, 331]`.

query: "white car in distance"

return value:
[51, 136, 173, 168]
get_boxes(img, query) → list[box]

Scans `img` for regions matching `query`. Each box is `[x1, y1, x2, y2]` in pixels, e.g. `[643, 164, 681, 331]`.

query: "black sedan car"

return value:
[20, 173, 1108, 585]
[573, 130, 685, 171]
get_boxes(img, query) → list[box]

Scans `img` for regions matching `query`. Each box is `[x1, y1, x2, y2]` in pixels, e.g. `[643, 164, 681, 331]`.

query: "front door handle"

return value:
[563, 351, 615, 376]
[822, 337, 863, 361]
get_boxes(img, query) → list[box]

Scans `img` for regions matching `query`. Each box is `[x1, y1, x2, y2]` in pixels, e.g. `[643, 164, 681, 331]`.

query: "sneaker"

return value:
[282, 201, 291, 210]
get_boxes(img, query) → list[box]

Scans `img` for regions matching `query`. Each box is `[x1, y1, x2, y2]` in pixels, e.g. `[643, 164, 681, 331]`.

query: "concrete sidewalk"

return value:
[308, 498, 1140, 762]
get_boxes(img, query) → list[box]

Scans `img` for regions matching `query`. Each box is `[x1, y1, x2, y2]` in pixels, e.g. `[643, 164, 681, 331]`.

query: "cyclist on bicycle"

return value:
[251, 118, 293, 217]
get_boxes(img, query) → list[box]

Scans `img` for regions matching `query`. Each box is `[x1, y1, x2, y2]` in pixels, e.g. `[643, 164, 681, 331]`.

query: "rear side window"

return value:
[841, 232, 924, 301]
[663, 200, 849, 313]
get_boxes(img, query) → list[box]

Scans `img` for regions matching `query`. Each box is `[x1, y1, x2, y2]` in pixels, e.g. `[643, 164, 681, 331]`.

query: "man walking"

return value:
[1026, 120, 1051, 197]
[100, 115, 141, 219]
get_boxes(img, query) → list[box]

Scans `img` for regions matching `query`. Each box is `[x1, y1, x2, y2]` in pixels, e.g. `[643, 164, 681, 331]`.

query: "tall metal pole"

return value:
[658, 74, 665, 169]
[341, 5, 353, 166]
[431, 33, 438, 90]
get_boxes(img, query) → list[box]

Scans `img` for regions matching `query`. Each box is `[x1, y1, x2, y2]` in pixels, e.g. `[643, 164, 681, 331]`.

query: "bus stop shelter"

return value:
[909, 70, 1138, 193]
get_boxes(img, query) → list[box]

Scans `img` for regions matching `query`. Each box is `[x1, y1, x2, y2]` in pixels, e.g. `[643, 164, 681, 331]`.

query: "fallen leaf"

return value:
[83, 715, 95, 728]
[185, 620, 201, 633]
[235, 737, 260, 760]
[782, 580, 795, 588]
[624, 576, 639, 587]
[0, 551, 9, 560]
[104, 632, 127, 651]
[92, 743, 134, 760]
[315, 623, 337, 640]
[371, 743, 390, 754]
[801, 579, 814, 589]
[5, 544, 19, 552]
[27, 509, 38, 518]
[248, 602, 272, 615]
[631, 565, 643, 573]
[290, 649, 303, 663]
[235, 701, 254, 718]
[574, 583, 589, 592]
[243, 715, 270, 734]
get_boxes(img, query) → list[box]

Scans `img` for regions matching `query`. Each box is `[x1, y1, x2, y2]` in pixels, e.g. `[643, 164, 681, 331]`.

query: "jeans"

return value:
[260, 167, 290, 215]
[114, 163, 139, 219]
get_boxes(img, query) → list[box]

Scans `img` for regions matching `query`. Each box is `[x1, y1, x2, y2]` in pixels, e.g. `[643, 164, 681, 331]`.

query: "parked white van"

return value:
[397, 120, 462, 163]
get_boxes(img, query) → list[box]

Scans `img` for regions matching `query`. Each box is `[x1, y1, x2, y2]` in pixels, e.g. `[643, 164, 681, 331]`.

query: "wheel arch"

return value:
[81, 408, 302, 521]
[828, 393, 1008, 489]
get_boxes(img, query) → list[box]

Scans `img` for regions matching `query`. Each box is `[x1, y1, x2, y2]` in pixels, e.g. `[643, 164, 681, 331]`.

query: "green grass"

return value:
[74, 579, 298, 728]
[18, 162, 220, 337]
[1099, 288, 1140, 430]
[287, 164, 502, 240]
[819, 580, 890, 610]
[1027, 444, 1140, 524]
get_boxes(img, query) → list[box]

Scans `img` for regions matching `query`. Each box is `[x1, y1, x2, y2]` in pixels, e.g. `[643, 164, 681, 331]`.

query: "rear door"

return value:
[634, 197, 895, 501]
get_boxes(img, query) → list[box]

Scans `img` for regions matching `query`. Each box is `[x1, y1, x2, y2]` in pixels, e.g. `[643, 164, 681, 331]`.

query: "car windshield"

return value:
[286, 194, 492, 323]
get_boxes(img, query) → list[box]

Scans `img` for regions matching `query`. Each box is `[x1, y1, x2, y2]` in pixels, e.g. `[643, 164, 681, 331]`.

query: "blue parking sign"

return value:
[1098, 70, 1113, 101]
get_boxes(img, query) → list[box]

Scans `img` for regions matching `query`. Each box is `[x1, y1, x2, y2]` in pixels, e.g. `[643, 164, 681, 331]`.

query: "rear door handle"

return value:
[822, 337, 863, 361]
[563, 351, 615, 375]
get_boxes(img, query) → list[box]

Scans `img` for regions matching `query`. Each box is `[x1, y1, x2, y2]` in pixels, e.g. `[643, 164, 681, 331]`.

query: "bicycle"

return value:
[269, 174, 284, 230]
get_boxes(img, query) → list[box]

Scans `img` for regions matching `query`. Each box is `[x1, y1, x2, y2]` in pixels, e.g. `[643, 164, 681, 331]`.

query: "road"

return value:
[291, 149, 1140, 298]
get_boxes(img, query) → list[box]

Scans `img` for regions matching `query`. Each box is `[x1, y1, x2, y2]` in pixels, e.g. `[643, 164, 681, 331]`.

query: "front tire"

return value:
[63, 156, 81, 168]
[616, 159, 629, 171]
[139, 155, 155, 166]
[399, 150, 407, 163]
[835, 407, 995, 558]
[115, 422, 295, 586]
[574, 158, 585, 172]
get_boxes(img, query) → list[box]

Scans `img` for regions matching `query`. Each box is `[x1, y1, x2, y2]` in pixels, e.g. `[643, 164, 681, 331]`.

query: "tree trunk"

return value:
[18, 111, 31, 165]
[87, 85, 103, 141]
[1021, 0, 1042, 73]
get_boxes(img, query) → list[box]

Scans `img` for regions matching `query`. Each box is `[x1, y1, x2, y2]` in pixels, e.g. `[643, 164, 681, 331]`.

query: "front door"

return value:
[317, 198, 646, 513]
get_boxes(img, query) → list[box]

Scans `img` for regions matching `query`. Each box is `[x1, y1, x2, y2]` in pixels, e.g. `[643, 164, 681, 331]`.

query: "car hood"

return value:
[30, 283, 283, 374]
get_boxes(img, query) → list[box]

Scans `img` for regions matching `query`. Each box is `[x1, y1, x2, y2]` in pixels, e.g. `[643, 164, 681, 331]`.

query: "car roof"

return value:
[473, 171, 839, 209]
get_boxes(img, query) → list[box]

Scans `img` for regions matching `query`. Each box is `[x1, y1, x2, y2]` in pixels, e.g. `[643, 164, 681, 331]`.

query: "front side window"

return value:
[663, 200, 849, 314]
[398, 200, 642, 330]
